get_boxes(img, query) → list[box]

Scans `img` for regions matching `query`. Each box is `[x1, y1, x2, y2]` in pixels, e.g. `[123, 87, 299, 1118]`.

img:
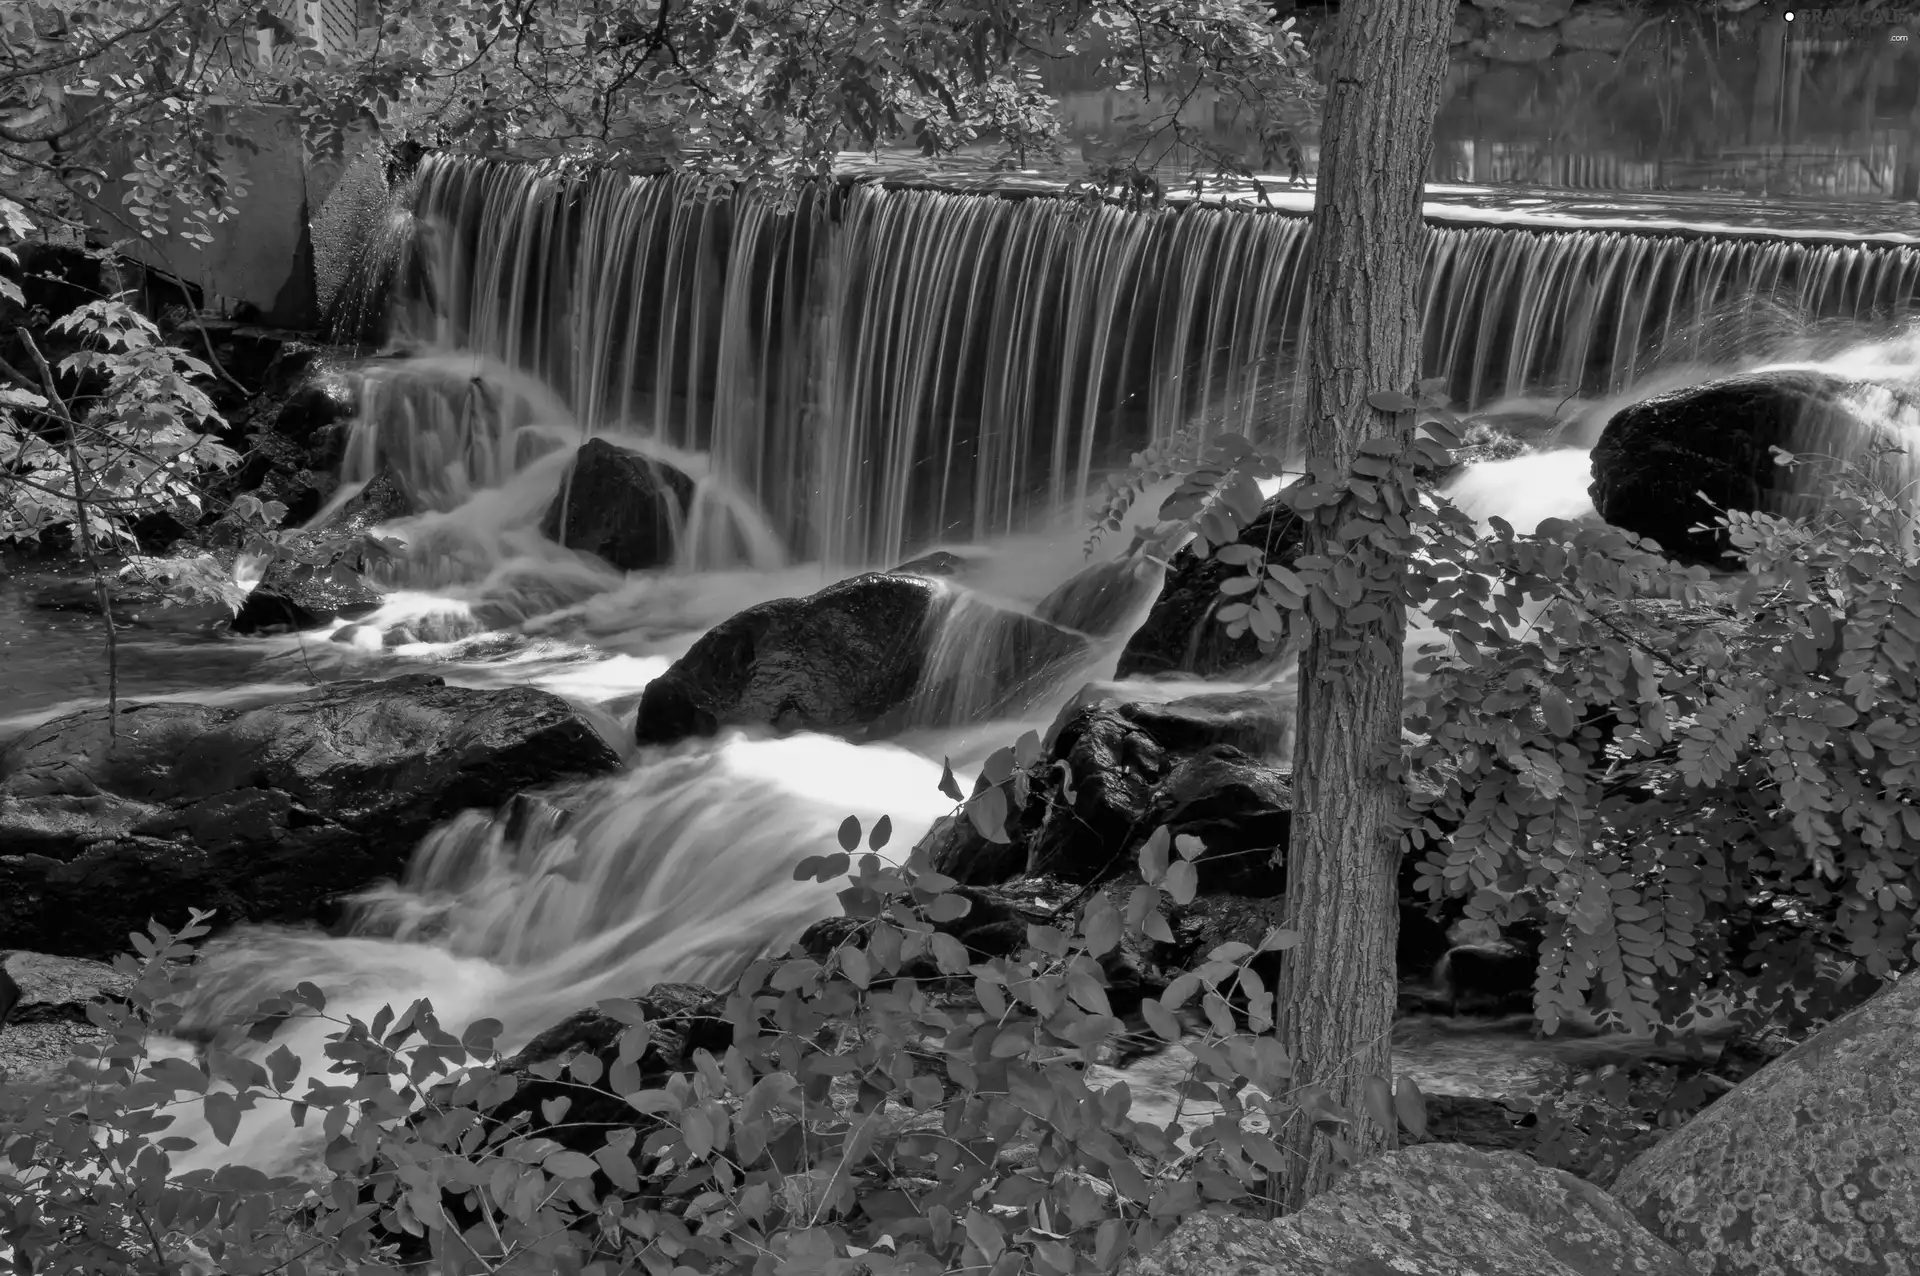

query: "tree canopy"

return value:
[2, 0, 1315, 238]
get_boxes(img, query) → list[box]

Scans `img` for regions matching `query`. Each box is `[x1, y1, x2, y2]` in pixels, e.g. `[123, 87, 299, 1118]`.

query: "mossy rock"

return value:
[1124, 1143, 1694, 1275]
[1609, 972, 1920, 1275]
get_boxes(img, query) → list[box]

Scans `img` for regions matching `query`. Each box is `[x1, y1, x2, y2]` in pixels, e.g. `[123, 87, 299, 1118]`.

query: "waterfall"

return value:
[165, 734, 959, 1176]
[345, 154, 1920, 570]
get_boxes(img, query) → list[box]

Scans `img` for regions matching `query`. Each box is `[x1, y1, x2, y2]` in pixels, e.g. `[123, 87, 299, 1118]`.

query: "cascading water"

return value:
[79, 156, 1920, 1178]
[346, 153, 1920, 568]
[165, 735, 960, 1174]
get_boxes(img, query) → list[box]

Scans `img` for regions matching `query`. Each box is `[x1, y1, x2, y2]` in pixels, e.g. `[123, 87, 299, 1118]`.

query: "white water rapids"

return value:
[14, 318, 1920, 1176]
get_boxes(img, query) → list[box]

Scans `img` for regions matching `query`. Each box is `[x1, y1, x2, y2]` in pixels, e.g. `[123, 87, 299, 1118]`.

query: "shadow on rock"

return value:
[0, 674, 621, 957]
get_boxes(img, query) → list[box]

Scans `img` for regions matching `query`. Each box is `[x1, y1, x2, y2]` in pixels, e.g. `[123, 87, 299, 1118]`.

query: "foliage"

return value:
[1102, 386, 1920, 1047]
[0, 288, 237, 548]
[1, 211, 389, 621]
[0, 807, 1427, 1275]
[3, 0, 1314, 239]
[1401, 443, 1920, 1039]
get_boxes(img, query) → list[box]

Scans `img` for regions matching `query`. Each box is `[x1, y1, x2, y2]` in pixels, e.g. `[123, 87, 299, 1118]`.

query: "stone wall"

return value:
[83, 108, 320, 328]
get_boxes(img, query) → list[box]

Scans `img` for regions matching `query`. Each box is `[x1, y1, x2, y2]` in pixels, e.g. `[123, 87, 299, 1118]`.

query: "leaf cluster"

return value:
[1, 790, 1424, 1274]
[4, 0, 1314, 238]
[1108, 374, 1920, 1045]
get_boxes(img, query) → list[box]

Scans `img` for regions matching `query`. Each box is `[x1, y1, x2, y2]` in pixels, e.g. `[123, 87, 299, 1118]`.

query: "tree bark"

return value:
[1275, 0, 1455, 1210]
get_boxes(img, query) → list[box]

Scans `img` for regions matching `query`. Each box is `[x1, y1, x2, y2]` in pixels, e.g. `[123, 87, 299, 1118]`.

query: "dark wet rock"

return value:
[635, 573, 1088, 745]
[1588, 371, 1906, 564]
[924, 690, 1293, 894]
[541, 438, 697, 572]
[1124, 1144, 1694, 1276]
[913, 797, 1036, 889]
[270, 373, 358, 451]
[1033, 555, 1159, 638]
[1128, 748, 1291, 894]
[1435, 940, 1538, 1016]
[197, 330, 357, 525]
[1078, 685, 1294, 757]
[0, 674, 621, 958]
[1148, 889, 1281, 973]
[636, 572, 938, 744]
[1610, 969, 1920, 1275]
[185, 322, 323, 402]
[1559, 3, 1636, 52]
[1116, 493, 1306, 681]
[1421, 1094, 1535, 1156]
[230, 470, 412, 634]
[488, 983, 733, 1154]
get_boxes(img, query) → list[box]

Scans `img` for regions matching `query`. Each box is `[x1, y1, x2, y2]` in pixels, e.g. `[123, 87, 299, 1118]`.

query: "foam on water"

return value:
[35, 307, 1920, 1177]
[166, 731, 956, 1175]
[1441, 448, 1599, 531]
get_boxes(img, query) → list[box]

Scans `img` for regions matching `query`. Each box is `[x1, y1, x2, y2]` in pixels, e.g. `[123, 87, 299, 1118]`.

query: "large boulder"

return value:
[541, 438, 697, 572]
[1124, 1144, 1695, 1276]
[1116, 495, 1306, 681]
[0, 674, 622, 957]
[635, 573, 1089, 745]
[1588, 371, 1904, 564]
[1609, 971, 1920, 1275]
[921, 689, 1293, 894]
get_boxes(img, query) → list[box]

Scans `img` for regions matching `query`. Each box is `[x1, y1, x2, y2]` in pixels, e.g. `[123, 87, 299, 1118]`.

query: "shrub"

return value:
[0, 821, 1422, 1275]
[1100, 383, 1919, 1039]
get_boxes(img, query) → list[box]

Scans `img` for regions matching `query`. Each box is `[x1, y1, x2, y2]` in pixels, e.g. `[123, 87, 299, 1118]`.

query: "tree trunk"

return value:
[1274, 0, 1455, 1210]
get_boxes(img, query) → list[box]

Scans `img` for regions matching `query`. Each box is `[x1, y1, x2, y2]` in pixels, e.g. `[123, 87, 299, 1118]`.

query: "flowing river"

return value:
[8, 159, 1920, 1174]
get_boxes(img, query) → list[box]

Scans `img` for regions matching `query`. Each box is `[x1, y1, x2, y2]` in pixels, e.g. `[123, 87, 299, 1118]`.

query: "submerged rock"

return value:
[0, 674, 621, 958]
[541, 438, 697, 572]
[1116, 494, 1306, 681]
[892, 549, 984, 579]
[1609, 969, 1920, 1275]
[1588, 371, 1909, 564]
[1124, 1144, 1694, 1276]
[635, 573, 1088, 745]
